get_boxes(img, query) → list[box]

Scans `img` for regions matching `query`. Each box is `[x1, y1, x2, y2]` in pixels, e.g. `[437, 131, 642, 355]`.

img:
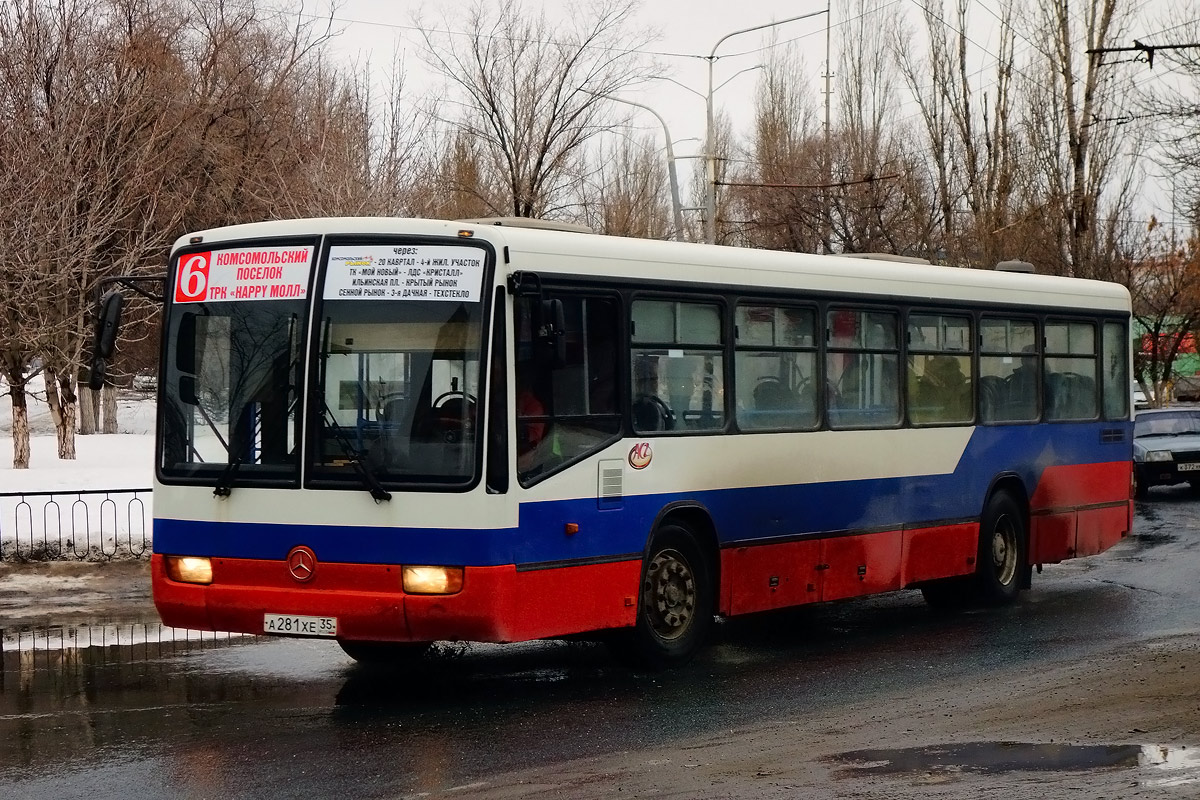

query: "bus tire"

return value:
[973, 491, 1027, 606]
[614, 523, 713, 670]
[338, 640, 432, 665]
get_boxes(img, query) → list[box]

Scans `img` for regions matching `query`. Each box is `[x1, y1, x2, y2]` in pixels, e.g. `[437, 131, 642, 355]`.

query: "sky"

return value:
[324, 0, 834, 169]
[303, 0, 1193, 227]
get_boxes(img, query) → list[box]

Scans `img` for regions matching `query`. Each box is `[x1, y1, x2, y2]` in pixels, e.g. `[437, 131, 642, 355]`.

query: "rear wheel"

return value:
[611, 523, 713, 670]
[974, 491, 1027, 605]
[338, 640, 432, 665]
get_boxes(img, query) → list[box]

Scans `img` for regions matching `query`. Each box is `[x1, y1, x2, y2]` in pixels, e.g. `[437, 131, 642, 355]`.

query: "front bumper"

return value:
[151, 553, 639, 644]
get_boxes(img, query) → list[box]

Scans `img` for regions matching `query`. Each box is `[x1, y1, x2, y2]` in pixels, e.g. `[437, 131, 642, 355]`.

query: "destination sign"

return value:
[324, 245, 486, 302]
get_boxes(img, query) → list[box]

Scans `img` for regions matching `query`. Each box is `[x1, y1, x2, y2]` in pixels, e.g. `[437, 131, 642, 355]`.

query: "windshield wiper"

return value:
[213, 406, 260, 497]
[213, 448, 245, 497]
[316, 396, 392, 503]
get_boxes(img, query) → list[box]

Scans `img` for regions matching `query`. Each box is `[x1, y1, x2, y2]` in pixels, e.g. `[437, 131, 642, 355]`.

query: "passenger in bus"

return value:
[1006, 346, 1039, 418]
[914, 355, 970, 422]
[516, 373, 549, 474]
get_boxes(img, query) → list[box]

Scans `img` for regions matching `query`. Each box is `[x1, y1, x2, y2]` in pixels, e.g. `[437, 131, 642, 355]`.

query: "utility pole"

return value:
[822, 0, 833, 253]
[703, 9, 829, 245]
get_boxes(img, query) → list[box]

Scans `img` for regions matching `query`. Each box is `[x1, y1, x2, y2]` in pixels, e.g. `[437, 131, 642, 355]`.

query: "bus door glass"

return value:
[515, 293, 621, 485]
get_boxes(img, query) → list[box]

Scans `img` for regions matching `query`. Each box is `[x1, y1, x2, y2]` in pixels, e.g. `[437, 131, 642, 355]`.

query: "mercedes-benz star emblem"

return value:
[287, 546, 317, 583]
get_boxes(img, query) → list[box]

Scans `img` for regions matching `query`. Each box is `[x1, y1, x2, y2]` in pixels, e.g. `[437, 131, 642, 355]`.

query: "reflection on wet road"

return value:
[831, 742, 1200, 787]
[1, 494, 1197, 799]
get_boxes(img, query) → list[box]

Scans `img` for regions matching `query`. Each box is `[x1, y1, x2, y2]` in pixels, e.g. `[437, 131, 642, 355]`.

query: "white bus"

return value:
[134, 217, 1133, 668]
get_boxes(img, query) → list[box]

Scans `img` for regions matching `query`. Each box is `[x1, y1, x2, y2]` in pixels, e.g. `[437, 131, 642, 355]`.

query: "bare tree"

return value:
[576, 132, 672, 238]
[893, 0, 1024, 267]
[729, 45, 824, 252]
[1019, 0, 1138, 277]
[417, 0, 657, 220]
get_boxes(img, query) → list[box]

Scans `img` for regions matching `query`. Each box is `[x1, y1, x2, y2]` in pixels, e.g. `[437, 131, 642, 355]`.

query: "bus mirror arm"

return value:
[87, 274, 165, 391]
[506, 271, 542, 297]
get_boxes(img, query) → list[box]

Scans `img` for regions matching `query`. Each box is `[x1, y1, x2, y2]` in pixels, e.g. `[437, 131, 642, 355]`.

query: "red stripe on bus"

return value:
[1030, 460, 1131, 510]
[152, 555, 640, 644]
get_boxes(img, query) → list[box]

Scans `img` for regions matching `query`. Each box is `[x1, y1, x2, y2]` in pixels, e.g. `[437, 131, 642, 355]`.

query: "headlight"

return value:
[164, 556, 213, 585]
[402, 566, 464, 595]
[1145, 451, 1174, 462]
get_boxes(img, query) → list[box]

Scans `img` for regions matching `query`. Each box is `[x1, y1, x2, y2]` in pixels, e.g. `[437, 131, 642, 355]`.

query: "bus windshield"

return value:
[160, 242, 315, 484]
[310, 242, 489, 487]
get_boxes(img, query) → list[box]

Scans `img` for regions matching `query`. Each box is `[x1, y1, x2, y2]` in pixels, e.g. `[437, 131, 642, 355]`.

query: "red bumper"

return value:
[152, 554, 640, 643]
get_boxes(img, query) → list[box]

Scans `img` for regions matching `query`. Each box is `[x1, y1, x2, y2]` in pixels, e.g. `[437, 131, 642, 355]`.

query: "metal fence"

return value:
[0, 488, 152, 562]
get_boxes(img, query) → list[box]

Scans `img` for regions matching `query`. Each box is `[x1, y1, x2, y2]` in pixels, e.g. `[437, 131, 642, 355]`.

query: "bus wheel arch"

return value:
[617, 505, 718, 669]
[651, 504, 721, 603]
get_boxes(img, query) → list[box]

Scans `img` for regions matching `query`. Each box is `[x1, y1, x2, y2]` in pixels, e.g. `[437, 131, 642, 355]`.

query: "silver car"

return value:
[1134, 408, 1200, 498]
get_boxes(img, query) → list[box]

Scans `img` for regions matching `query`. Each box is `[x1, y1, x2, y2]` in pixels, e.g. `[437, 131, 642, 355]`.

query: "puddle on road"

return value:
[831, 742, 1200, 787]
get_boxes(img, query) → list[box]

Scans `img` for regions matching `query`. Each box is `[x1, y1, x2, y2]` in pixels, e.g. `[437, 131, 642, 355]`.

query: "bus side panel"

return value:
[722, 539, 821, 615]
[820, 531, 902, 601]
[1030, 460, 1131, 508]
[509, 560, 641, 640]
[1030, 512, 1076, 564]
[1075, 504, 1131, 557]
[901, 522, 978, 586]
[1029, 460, 1131, 564]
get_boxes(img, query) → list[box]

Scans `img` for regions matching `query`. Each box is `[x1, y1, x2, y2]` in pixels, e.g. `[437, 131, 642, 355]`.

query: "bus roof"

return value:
[175, 217, 1131, 313]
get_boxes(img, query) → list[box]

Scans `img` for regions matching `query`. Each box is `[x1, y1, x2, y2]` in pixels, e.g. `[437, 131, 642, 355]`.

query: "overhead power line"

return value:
[1087, 40, 1200, 69]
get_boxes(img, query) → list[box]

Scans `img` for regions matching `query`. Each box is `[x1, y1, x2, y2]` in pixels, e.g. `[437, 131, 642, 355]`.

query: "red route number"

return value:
[175, 252, 211, 303]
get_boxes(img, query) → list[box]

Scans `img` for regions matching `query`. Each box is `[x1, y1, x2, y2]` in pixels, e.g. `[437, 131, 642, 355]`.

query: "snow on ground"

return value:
[1, 376, 157, 555]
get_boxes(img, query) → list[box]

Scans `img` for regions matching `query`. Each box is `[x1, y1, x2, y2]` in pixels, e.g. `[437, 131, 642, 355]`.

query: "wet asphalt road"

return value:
[1, 490, 1197, 800]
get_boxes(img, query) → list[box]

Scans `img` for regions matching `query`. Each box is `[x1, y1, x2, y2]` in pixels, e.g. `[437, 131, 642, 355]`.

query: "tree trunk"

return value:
[9, 381, 30, 469]
[79, 385, 98, 434]
[44, 367, 79, 460]
[101, 383, 118, 434]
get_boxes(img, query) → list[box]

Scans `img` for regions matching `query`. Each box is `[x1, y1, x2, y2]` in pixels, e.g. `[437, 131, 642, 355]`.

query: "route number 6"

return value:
[175, 252, 211, 303]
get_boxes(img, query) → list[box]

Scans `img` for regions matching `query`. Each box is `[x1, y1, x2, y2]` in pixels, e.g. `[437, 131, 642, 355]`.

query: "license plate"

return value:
[1179, 463, 1200, 472]
[263, 613, 337, 637]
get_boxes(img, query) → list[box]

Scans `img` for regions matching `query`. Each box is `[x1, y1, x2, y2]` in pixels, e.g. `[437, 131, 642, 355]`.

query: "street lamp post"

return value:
[704, 10, 829, 245]
[599, 95, 686, 241]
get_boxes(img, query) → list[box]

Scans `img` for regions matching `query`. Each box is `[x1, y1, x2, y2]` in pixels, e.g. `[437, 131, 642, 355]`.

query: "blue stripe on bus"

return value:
[153, 421, 1130, 566]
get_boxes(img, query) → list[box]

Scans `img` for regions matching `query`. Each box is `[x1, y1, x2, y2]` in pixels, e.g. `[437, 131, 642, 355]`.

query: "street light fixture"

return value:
[597, 94, 686, 241]
[704, 10, 829, 245]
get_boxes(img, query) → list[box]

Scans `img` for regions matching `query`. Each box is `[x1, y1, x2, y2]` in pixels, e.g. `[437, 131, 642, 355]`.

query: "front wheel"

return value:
[612, 523, 713, 670]
[974, 492, 1028, 605]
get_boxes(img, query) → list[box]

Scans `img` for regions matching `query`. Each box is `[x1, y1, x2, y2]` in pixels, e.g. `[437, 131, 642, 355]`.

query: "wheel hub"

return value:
[645, 550, 696, 640]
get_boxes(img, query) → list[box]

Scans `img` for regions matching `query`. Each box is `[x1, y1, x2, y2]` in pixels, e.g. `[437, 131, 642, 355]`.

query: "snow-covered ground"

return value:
[1, 374, 156, 557]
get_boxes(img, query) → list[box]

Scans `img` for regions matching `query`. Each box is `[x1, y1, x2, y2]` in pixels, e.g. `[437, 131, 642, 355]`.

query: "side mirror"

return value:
[179, 375, 199, 406]
[538, 298, 567, 367]
[95, 291, 124, 359]
[176, 312, 197, 374]
[87, 355, 106, 391]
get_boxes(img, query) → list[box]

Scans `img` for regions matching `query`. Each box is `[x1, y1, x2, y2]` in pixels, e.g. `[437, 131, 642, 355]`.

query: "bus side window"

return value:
[630, 299, 725, 433]
[515, 294, 621, 485]
[906, 313, 973, 426]
[979, 318, 1039, 423]
[734, 304, 818, 431]
[1045, 320, 1098, 421]
[826, 308, 899, 428]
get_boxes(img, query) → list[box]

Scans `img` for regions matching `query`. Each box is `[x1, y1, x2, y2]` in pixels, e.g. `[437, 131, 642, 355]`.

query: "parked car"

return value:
[1133, 408, 1200, 498]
